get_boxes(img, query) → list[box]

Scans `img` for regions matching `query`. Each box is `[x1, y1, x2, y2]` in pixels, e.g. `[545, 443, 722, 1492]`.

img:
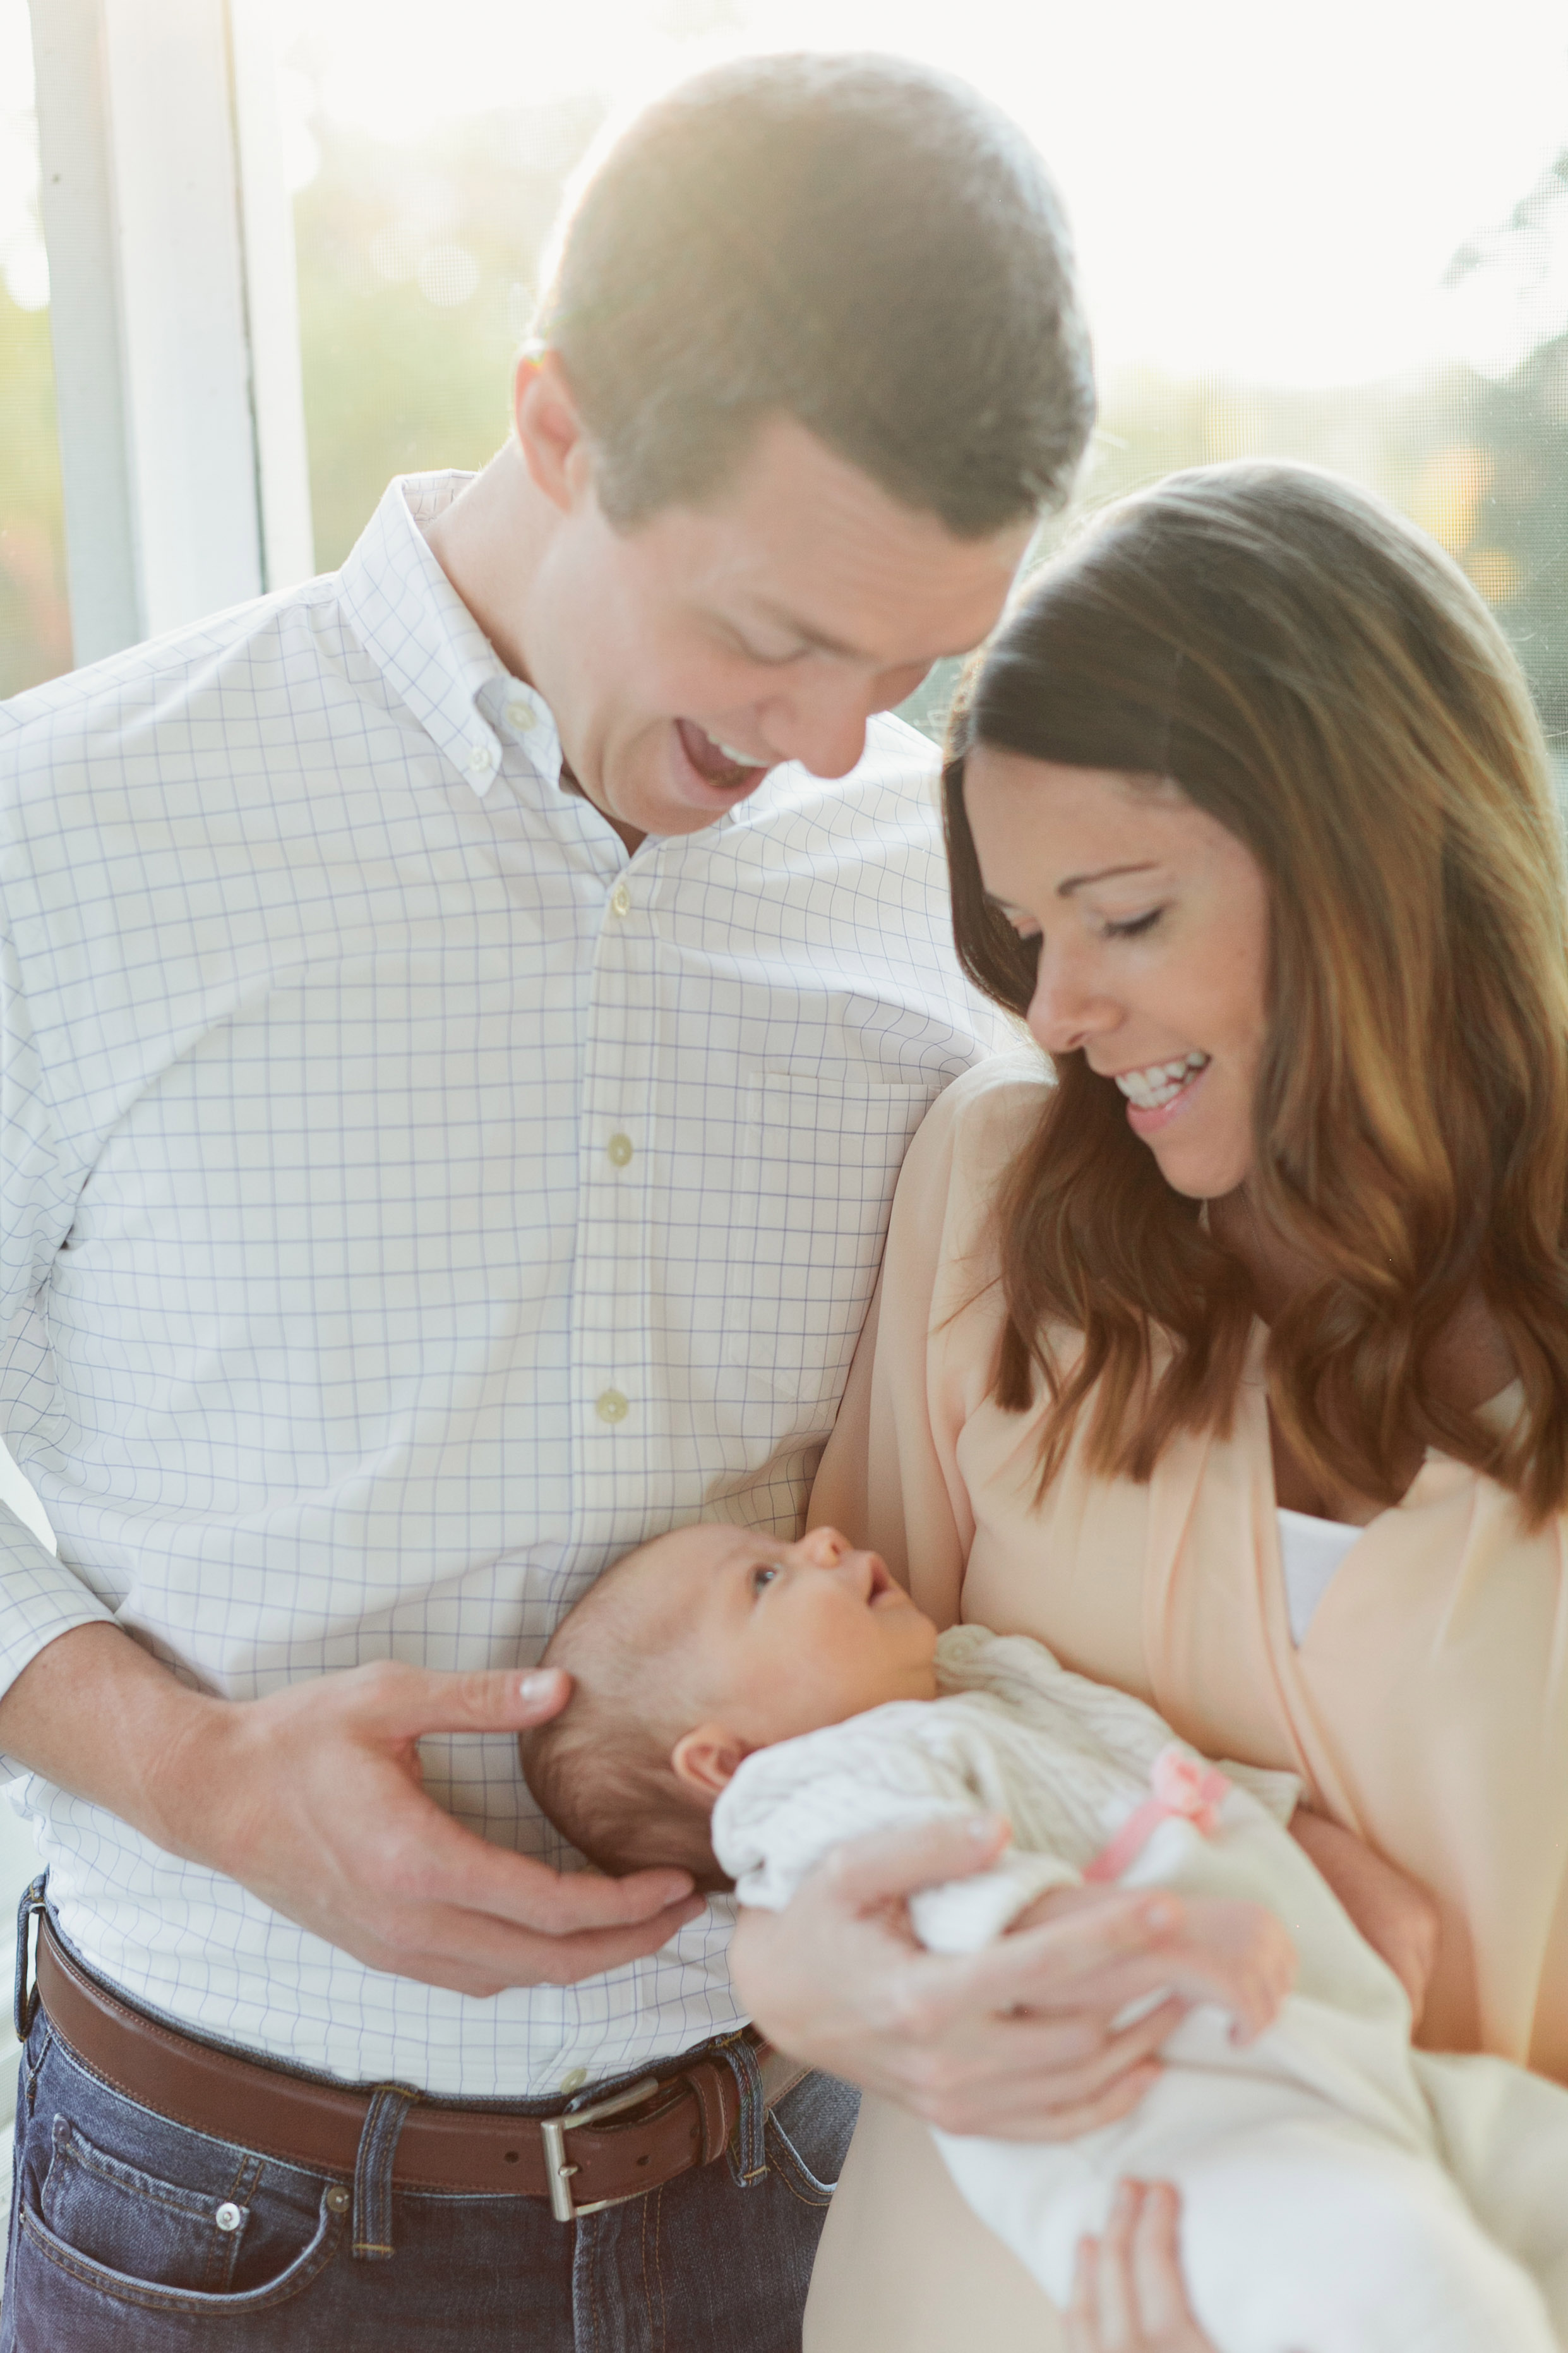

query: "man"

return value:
[0, 52, 1092, 2350]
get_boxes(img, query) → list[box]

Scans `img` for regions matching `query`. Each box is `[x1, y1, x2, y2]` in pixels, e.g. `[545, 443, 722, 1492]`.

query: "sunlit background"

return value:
[4, 0, 1568, 737]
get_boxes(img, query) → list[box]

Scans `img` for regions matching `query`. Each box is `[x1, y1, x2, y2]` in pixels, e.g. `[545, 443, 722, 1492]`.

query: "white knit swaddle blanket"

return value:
[713, 1625, 1568, 2353]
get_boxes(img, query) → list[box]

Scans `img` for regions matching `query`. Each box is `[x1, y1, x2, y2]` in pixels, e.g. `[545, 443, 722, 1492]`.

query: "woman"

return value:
[734, 460, 1568, 2349]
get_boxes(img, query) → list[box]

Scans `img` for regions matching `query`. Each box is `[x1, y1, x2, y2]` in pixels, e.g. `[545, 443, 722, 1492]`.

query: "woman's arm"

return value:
[1288, 1807, 1440, 2028]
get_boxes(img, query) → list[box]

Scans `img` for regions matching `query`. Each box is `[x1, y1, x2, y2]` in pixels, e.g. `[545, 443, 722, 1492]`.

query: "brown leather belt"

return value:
[35, 1914, 806, 2220]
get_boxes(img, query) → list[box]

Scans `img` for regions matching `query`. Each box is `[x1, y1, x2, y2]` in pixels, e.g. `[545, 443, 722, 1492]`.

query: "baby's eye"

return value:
[751, 1562, 782, 1595]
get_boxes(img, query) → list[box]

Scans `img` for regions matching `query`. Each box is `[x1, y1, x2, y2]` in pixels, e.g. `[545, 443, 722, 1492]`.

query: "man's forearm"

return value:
[0, 1623, 224, 1863]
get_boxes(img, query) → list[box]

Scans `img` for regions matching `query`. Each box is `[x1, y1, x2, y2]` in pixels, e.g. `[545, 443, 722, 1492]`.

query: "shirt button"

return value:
[506, 696, 538, 731]
[213, 2201, 244, 2234]
[468, 740, 496, 774]
[606, 1133, 633, 1167]
[560, 2067, 588, 2095]
[609, 882, 631, 918]
[595, 1388, 629, 1425]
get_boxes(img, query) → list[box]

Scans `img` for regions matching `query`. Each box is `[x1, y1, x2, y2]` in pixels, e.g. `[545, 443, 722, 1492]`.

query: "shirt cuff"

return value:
[0, 1518, 117, 1772]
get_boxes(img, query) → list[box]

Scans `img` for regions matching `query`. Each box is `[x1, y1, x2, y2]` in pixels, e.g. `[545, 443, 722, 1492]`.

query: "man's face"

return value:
[524, 398, 1032, 841]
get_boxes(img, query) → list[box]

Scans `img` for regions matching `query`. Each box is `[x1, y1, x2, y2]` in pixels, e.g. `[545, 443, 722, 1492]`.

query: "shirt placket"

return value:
[571, 860, 658, 1549]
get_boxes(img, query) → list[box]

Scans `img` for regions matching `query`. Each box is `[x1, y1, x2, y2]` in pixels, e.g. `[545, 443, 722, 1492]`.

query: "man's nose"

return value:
[760, 681, 873, 781]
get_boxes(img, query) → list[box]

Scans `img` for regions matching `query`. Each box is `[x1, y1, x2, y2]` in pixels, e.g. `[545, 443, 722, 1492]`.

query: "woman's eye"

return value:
[1104, 906, 1165, 941]
[751, 1563, 782, 1594]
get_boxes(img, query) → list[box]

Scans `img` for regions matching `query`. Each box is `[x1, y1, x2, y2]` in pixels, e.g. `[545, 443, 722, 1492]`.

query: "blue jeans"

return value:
[1, 1941, 855, 2349]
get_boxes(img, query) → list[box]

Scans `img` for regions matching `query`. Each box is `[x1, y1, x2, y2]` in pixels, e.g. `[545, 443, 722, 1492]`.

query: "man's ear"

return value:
[513, 349, 594, 515]
[671, 1723, 751, 1799]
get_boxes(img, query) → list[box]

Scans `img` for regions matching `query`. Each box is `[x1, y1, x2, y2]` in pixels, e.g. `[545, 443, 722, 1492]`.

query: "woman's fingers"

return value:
[1132, 2182, 1197, 2335]
[906, 1999, 1183, 2138]
[1066, 2181, 1222, 2353]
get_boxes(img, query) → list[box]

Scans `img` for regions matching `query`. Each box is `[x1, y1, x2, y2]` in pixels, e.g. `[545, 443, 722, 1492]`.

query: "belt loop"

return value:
[351, 2083, 419, 2260]
[14, 1874, 46, 2043]
[718, 2033, 768, 2190]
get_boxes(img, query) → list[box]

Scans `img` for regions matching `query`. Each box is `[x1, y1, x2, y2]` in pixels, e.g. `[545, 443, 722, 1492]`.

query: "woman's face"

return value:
[963, 747, 1272, 1201]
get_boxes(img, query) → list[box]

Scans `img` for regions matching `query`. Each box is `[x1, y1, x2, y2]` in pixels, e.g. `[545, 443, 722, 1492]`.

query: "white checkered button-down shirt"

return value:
[0, 472, 1008, 2096]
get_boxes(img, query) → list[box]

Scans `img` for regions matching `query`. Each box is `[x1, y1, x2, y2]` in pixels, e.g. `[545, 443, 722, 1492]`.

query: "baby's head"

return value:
[520, 1522, 938, 1886]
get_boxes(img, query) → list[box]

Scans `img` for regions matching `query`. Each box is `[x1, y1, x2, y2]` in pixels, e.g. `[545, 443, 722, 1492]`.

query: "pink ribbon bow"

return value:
[1084, 1745, 1231, 1884]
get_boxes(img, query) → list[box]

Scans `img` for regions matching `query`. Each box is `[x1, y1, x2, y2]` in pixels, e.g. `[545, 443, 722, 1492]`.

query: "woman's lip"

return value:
[1124, 1058, 1209, 1136]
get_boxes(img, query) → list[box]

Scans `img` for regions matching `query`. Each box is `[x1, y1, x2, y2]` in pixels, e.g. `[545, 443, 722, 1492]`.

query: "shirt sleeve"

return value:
[711, 1702, 1081, 1951]
[0, 917, 116, 1714]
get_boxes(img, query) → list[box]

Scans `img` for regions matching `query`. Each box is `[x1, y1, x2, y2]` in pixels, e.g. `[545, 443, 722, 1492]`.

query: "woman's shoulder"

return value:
[907, 1043, 1052, 1196]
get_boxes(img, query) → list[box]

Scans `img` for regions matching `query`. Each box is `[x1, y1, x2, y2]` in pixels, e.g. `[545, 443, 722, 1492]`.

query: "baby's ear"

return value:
[671, 1723, 750, 1800]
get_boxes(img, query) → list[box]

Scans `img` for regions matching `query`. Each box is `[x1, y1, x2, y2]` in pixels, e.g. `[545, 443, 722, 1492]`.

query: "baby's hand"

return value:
[1067, 2180, 1221, 2353]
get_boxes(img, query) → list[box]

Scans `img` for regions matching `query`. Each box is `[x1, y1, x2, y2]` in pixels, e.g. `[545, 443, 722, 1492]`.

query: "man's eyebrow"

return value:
[1056, 862, 1161, 898]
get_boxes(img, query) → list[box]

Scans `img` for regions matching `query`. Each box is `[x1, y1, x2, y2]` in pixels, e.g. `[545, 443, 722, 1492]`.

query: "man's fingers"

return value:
[349, 1894, 709, 1995]
[409, 1820, 697, 1931]
[813, 1812, 1012, 1908]
[350, 1659, 575, 1736]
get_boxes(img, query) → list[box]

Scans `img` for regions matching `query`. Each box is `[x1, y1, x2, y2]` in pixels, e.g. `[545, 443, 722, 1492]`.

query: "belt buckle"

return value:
[539, 2073, 662, 2222]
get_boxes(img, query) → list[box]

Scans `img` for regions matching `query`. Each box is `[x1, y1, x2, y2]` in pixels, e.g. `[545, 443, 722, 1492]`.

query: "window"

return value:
[12, 0, 1568, 764]
[0, 0, 69, 696]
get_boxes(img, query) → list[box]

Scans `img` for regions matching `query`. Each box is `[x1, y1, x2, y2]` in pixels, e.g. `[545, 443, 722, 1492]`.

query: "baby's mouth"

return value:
[676, 718, 769, 794]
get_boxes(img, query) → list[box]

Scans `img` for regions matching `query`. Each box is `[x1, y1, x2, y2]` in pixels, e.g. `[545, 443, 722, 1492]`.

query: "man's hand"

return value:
[0, 1626, 702, 1995]
[1066, 2181, 1223, 2353]
[728, 1819, 1293, 2141]
[1288, 1807, 1439, 2028]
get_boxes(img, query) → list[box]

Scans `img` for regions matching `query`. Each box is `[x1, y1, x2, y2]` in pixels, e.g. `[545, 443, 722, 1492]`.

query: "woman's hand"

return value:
[1066, 2181, 1220, 2353]
[729, 1818, 1293, 2141]
[1288, 1808, 1440, 2029]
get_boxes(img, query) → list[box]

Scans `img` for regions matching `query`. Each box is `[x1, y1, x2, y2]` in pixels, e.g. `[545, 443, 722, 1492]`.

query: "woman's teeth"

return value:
[1114, 1051, 1209, 1110]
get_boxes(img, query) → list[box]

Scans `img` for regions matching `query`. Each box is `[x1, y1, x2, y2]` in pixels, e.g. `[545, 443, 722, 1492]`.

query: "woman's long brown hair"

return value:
[944, 460, 1568, 1521]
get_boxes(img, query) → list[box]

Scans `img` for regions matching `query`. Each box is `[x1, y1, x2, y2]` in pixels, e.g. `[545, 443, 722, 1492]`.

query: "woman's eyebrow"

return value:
[1056, 861, 1161, 898]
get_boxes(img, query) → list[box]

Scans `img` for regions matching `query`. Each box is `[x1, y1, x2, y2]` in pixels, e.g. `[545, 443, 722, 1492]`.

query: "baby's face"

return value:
[635, 1521, 939, 1752]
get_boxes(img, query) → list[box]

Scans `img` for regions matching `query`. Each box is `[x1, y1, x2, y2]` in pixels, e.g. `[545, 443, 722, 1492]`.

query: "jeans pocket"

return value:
[764, 2073, 859, 2210]
[43, 2119, 253, 2292]
[20, 2123, 346, 2320]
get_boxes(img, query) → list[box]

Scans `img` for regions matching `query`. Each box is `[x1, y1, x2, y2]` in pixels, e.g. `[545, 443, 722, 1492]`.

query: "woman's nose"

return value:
[1027, 948, 1120, 1056]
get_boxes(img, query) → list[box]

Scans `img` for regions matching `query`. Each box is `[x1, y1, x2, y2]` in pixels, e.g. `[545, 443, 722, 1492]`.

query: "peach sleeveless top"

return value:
[811, 1050, 1568, 2075]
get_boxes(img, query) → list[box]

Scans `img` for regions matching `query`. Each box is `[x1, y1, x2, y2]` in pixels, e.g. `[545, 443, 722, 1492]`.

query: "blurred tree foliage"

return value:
[1441, 153, 1568, 743]
[3, 96, 1567, 766]
[0, 281, 71, 697]
[295, 97, 604, 567]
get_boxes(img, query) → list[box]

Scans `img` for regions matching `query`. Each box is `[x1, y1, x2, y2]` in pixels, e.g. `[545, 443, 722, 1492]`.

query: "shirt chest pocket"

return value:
[722, 1071, 933, 1422]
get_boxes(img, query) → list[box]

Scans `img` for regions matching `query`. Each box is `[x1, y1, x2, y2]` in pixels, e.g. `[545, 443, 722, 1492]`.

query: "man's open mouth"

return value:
[676, 718, 769, 794]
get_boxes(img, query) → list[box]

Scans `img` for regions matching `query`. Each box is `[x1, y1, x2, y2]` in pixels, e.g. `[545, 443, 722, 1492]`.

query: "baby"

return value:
[521, 1521, 1568, 2353]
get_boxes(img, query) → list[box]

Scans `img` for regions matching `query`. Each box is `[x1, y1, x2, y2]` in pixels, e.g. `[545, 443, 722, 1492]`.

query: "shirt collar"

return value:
[337, 471, 563, 801]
